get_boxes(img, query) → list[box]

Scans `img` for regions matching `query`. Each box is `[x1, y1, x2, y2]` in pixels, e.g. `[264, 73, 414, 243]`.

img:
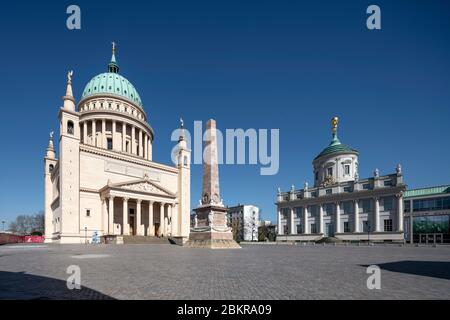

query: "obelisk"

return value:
[186, 119, 240, 249]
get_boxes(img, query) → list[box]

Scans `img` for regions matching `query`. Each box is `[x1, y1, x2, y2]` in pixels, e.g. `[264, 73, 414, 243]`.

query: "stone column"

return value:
[102, 119, 106, 148]
[148, 139, 152, 160]
[138, 129, 143, 157]
[409, 214, 414, 244]
[101, 197, 107, 235]
[374, 197, 380, 232]
[303, 206, 310, 234]
[144, 134, 148, 159]
[318, 204, 324, 234]
[131, 125, 136, 155]
[290, 207, 295, 235]
[159, 202, 165, 236]
[354, 199, 360, 233]
[277, 207, 282, 235]
[108, 196, 114, 234]
[123, 198, 129, 235]
[112, 120, 116, 150]
[83, 121, 88, 144]
[136, 199, 142, 235]
[148, 201, 154, 236]
[335, 202, 341, 233]
[397, 193, 404, 232]
[169, 204, 173, 236]
[92, 120, 97, 146]
[122, 122, 126, 152]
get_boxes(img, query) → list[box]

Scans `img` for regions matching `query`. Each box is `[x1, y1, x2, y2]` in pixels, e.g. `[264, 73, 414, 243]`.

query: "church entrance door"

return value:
[129, 211, 135, 235]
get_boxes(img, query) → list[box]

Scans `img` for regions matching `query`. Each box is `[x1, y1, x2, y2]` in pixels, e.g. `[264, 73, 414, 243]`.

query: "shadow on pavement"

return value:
[0, 271, 115, 300]
[362, 261, 450, 280]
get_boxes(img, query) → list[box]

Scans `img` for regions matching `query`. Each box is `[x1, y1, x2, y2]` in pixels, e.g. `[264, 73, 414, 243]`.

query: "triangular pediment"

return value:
[108, 178, 176, 197]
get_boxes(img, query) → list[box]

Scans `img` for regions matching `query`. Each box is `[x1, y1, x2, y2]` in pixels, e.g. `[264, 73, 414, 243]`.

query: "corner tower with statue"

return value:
[44, 44, 191, 244]
[276, 117, 406, 243]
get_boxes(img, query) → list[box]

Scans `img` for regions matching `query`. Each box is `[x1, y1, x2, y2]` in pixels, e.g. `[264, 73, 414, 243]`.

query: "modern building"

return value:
[276, 117, 406, 242]
[227, 204, 260, 241]
[44, 45, 191, 244]
[404, 185, 450, 244]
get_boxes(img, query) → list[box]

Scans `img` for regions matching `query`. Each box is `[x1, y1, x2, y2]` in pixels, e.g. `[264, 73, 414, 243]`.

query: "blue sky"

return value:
[0, 0, 450, 227]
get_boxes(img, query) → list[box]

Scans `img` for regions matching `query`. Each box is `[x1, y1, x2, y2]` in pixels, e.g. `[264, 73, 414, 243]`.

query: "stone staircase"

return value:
[122, 236, 171, 245]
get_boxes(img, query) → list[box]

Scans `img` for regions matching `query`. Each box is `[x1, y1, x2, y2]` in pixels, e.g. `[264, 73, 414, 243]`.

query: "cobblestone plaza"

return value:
[1, 244, 449, 300]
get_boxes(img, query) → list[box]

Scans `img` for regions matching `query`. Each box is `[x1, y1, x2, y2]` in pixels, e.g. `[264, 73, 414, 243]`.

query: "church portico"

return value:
[101, 184, 177, 238]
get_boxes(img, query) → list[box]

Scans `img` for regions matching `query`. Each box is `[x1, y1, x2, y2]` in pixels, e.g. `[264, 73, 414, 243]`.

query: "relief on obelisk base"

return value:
[185, 119, 241, 249]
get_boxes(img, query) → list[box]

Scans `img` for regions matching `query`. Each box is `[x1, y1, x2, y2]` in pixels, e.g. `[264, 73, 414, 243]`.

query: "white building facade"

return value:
[227, 204, 260, 241]
[276, 117, 406, 242]
[44, 46, 191, 244]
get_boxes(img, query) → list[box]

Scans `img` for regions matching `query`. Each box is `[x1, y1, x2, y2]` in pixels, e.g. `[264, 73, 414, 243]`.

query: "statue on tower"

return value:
[67, 70, 73, 84]
[331, 116, 339, 133]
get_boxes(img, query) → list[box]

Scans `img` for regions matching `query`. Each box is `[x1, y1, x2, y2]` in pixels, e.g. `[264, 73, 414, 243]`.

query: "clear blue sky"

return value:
[1, 0, 450, 227]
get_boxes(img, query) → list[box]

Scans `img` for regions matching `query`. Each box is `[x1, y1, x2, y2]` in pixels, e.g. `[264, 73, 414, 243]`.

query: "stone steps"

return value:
[122, 236, 171, 244]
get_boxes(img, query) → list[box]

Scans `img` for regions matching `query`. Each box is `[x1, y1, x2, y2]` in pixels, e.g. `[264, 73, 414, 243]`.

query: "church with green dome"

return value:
[43, 44, 192, 244]
[276, 117, 406, 243]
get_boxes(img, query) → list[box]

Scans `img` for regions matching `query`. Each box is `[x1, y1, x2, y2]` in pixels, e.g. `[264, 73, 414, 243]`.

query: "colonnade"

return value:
[81, 119, 152, 160]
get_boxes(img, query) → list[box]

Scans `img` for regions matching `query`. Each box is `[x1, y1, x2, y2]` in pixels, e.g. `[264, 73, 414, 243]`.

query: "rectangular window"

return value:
[384, 219, 393, 232]
[86, 209, 91, 217]
[295, 207, 302, 219]
[344, 165, 350, 175]
[107, 138, 113, 150]
[343, 186, 353, 193]
[309, 205, 317, 217]
[282, 208, 289, 219]
[404, 200, 411, 213]
[326, 189, 332, 195]
[311, 223, 317, 234]
[283, 225, 289, 235]
[315, 172, 318, 181]
[383, 197, 393, 211]
[363, 221, 370, 232]
[297, 224, 302, 234]
[362, 184, 370, 190]
[324, 203, 334, 215]
[362, 199, 371, 213]
[343, 201, 353, 215]
[327, 167, 333, 176]
[344, 221, 351, 233]
[384, 180, 393, 187]
[413, 196, 450, 212]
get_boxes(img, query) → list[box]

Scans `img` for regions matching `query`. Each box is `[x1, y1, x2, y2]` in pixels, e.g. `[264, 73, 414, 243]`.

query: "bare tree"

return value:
[243, 211, 258, 241]
[8, 211, 44, 235]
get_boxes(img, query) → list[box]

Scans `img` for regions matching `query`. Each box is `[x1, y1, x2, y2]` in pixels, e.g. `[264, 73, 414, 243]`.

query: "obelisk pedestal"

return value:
[185, 119, 240, 249]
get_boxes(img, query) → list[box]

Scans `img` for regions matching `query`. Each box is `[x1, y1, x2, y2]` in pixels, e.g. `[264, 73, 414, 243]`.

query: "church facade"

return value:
[44, 46, 191, 244]
[276, 117, 406, 242]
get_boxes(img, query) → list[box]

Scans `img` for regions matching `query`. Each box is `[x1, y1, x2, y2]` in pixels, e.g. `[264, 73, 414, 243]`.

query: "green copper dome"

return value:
[81, 48, 143, 107]
[314, 137, 358, 160]
[314, 118, 358, 160]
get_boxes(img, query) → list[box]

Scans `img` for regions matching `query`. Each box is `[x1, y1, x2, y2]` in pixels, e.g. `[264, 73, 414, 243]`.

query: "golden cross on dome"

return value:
[112, 41, 116, 54]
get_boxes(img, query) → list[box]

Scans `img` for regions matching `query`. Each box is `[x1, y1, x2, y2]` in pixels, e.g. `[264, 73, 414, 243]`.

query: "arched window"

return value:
[49, 164, 54, 173]
[184, 156, 188, 166]
[67, 120, 74, 135]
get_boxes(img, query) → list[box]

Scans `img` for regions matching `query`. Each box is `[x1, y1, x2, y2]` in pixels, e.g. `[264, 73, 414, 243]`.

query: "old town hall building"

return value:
[44, 45, 191, 243]
[276, 117, 406, 242]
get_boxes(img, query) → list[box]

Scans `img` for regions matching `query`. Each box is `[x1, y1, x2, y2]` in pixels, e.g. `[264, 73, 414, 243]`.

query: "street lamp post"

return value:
[366, 221, 371, 245]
